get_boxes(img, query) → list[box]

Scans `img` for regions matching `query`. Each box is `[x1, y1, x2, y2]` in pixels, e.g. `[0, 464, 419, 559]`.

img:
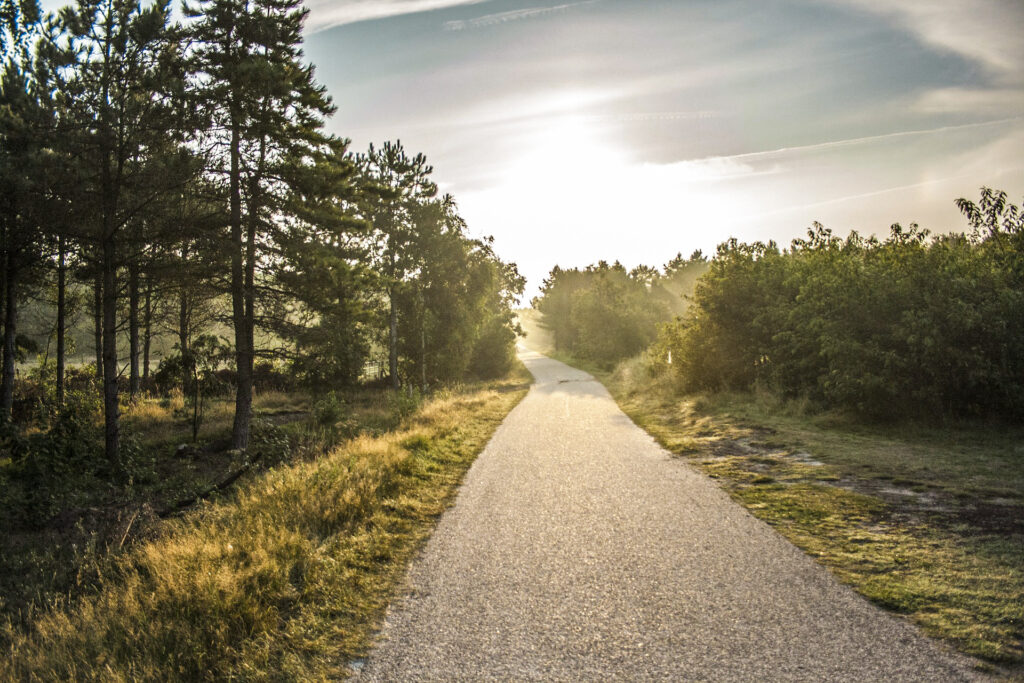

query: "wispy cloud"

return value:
[304, 0, 492, 34]
[443, 0, 597, 31]
[706, 117, 1023, 163]
[827, 0, 1024, 78]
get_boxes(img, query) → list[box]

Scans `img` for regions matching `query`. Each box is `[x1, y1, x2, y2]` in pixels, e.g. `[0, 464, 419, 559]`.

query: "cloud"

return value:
[443, 0, 597, 31]
[913, 88, 1024, 117]
[828, 0, 1024, 78]
[304, 0, 492, 33]
[715, 117, 1023, 163]
[584, 111, 719, 124]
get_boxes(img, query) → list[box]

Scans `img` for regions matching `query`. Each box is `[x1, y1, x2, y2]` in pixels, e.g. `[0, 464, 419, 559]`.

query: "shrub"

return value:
[658, 190, 1024, 420]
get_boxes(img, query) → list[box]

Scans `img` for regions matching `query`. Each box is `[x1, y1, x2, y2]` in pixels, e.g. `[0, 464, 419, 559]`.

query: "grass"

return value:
[544, 347, 1024, 674]
[1, 369, 531, 679]
[0, 388, 321, 624]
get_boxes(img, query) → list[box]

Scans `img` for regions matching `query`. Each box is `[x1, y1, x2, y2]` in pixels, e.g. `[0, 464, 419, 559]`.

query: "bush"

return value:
[312, 392, 345, 427]
[467, 315, 517, 379]
[659, 190, 1024, 420]
[8, 390, 105, 523]
[387, 388, 422, 422]
[253, 361, 296, 393]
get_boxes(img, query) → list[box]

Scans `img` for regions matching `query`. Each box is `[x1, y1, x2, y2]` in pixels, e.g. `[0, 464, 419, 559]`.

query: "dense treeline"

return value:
[533, 253, 707, 365]
[0, 0, 522, 472]
[536, 189, 1023, 420]
[658, 189, 1024, 419]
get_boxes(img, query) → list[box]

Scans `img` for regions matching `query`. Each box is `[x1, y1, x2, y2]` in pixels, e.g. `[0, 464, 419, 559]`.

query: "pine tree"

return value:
[43, 0, 190, 468]
[356, 140, 436, 389]
[186, 0, 334, 449]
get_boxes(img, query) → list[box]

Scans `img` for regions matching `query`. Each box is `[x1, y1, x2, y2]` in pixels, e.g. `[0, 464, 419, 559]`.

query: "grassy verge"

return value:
[0, 388, 319, 624]
[1, 369, 530, 680]
[551, 348, 1023, 674]
[0, 382, 472, 624]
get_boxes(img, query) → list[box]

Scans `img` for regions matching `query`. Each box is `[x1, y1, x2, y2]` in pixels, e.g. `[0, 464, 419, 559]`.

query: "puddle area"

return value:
[789, 451, 824, 467]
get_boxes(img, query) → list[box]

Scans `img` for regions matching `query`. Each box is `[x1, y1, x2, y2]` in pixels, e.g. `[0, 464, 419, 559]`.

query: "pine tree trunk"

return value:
[388, 243, 399, 390]
[128, 261, 140, 400]
[100, 140, 120, 470]
[102, 235, 120, 470]
[56, 236, 66, 409]
[0, 243, 6, 386]
[1, 257, 18, 422]
[93, 269, 103, 380]
[229, 121, 252, 451]
[389, 288, 399, 390]
[178, 279, 190, 394]
[142, 278, 152, 387]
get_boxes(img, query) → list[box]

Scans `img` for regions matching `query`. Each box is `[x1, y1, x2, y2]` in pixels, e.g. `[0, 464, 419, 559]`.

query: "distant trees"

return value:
[535, 189, 1024, 420]
[393, 195, 524, 386]
[0, 0, 523, 468]
[657, 189, 1024, 419]
[534, 254, 706, 366]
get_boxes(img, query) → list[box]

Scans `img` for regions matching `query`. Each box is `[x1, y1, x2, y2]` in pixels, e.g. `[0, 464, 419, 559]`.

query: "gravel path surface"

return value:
[357, 349, 978, 681]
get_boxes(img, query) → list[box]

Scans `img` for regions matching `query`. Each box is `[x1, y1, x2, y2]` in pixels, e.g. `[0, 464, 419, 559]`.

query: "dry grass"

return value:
[2, 374, 529, 680]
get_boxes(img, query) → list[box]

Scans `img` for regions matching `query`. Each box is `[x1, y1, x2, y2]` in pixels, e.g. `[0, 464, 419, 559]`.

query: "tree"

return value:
[0, 32, 52, 421]
[395, 196, 523, 385]
[187, 0, 335, 450]
[272, 137, 372, 389]
[357, 140, 436, 389]
[44, 0, 191, 468]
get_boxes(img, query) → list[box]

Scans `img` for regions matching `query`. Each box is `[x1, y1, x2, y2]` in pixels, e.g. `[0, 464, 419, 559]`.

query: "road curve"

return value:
[357, 349, 976, 681]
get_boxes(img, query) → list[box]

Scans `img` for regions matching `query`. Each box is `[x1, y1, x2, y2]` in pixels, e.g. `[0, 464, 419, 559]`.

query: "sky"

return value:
[43, 0, 1024, 298]
[296, 0, 1024, 298]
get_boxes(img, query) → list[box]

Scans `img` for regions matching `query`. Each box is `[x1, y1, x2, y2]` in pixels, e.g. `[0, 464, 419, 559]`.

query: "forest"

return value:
[1, 0, 522, 481]
[535, 188, 1024, 421]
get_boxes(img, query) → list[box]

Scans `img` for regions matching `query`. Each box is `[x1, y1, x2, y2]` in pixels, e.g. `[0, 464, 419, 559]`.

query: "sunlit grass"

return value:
[1, 372, 529, 679]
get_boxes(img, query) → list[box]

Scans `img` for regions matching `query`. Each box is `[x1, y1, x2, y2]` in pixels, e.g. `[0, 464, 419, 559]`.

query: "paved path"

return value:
[358, 350, 976, 681]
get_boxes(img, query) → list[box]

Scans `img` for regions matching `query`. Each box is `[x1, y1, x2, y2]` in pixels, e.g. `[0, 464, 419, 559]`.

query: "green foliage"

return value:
[660, 189, 1024, 420]
[312, 391, 344, 427]
[0, 0, 38, 59]
[396, 200, 524, 386]
[534, 257, 705, 366]
[247, 418, 291, 469]
[5, 389, 103, 522]
[387, 387, 422, 422]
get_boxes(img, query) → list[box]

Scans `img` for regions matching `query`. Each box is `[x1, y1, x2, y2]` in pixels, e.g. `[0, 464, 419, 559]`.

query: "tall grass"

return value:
[2, 379, 528, 680]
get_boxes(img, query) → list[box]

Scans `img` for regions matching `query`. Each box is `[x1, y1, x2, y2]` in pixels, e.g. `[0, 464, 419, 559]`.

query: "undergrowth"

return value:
[1, 371, 529, 680]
